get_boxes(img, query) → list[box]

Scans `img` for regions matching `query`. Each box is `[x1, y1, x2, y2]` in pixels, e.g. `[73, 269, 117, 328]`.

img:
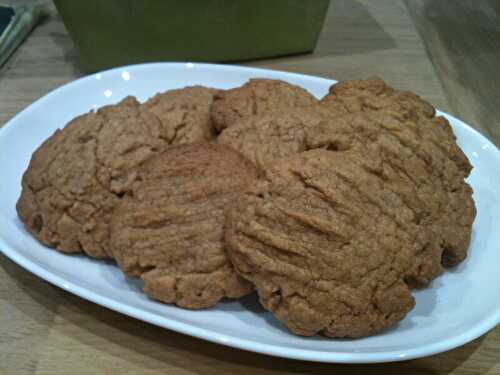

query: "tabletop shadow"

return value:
[316, 0, 397, 56]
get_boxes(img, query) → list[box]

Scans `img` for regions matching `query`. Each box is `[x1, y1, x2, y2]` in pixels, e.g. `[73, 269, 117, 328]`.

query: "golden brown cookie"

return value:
[321, 77, 436, 119]
[211, 79, 318, 131]
[110, 143, 258, 309]
[217, 108, 326, 170]
[17, 86, 217, 259]
[319, 78, 476, 285]
[226, 78, 475, 337]
[226, 149, 424, 338]
[143, 85, 217, 143]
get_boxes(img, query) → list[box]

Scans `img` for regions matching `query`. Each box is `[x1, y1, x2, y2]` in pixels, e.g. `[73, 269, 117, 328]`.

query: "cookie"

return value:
[211, 79, 318, 131]
[143, 85, 217, 143]
[217, 108, 326, 170]
[110, 143, 258, 309]
[319, 78, 476, 285]
[17, 86, 217, 259]
[321, 77, 436, 119]
[226, 78, 475, 337]
[225, 149, 424, 337]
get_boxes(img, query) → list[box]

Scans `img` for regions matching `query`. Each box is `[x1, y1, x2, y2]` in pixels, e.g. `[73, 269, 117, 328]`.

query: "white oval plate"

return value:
[0, 63, 499, 364]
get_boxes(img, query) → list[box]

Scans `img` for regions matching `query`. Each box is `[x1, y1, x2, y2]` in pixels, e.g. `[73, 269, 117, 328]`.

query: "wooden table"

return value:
[1, 1, 499, 374]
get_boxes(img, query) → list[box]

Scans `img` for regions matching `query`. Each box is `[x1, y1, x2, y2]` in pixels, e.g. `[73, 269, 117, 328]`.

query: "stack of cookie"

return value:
[17, 77, 476, 338]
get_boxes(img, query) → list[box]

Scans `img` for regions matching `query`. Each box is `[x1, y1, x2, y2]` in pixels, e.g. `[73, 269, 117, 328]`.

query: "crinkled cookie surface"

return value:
[110, 143, 258, 309]
[17, 86, 217, 258]
[212, 79, 318, 131]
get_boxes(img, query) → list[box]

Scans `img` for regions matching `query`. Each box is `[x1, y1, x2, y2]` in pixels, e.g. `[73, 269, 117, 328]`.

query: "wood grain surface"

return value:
[406, 0, 500, 146]
[1, 1, 499, 374]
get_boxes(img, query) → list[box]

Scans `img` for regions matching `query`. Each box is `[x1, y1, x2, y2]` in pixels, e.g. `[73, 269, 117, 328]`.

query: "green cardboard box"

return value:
[54, 0, 330, 72]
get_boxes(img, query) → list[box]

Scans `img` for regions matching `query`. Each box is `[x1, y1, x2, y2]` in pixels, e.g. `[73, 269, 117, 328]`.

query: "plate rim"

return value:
[0, 62, 499, 364]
